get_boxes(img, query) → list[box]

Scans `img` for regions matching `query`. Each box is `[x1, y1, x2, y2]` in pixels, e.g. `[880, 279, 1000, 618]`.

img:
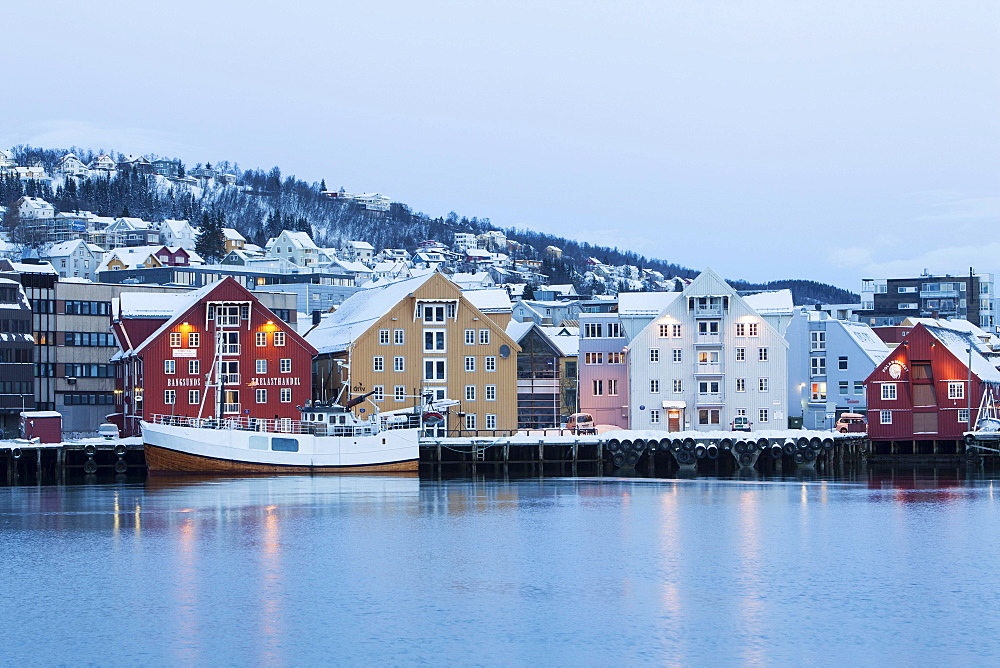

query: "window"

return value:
[373, 356, 384, 372]
[758, 347, 768, 362]
[394, 329, 404, 345]
[479, 329, 490, 345]
[424, 330, 446, 352]
[486, 385, 496, 401]
[256, 359, 267, 374]
[169, 332, 181, 347]
[948, 382, 964, 400]
[465, 413, 477, 430]
[958, 408, 970, 424]
[658, 324, 670, 338]
[898, 286, 917, 293]
[585, 353, 604, 365]
[811, 357, 826, 376]
[810, 331, 826, 351]
[256, 332, 267, 347]
[759, 378, 768, 392]
[854, 381, 864, 395]
[698, 321, 719, 335]
[465, 356, 476, 372]
[592, 380, 604, 396]
[607, 323, 623, 337]
[485, 414, 497, 430]
[839, 381, 849, 395]
[899, 303, 918, 310]
[279, 359, 292, 373]
[379, 329, 390, 345]
[735, 348, 746, 361]
[736, 323, 745, 337]
[465, 385, 476, 401]
[811, 382, 827, 402]
[672, 324, 681, 337]
[584, 323, 604, 338]
[274, 331, 286, 346]
[485, 357, 496, 372]
[280, 388, 292, 403]
[164, 390, 176, 405]
[650, 348, 660, 363]
[698, 409, 720, 425]
[394, 356, 405, 372]
[673, 379, 683, 393]
[188, 390, 200, 405]
[759, 409, 769, 423]
[256, 388, 268, 403]
[699, 380, 720, 394]
[880, 410, 892, 424]
[164, 360, 175, 374]
[424, 359, 446, 381]
[465, 329, 476, 345]
[608, 379, 619, 396]
[748, 323, 758, 336]
[881, 383, 897, 400]
[672, 349, 682, 363]
[373, 386, 384, 402]
[394, 386, 406, 402]
[650, 379, 660, 393]
[607, 352, 624, 364]
[650, 410, 660, 424]
[736, 378, 746, 392]
[188, 332, 200, 347]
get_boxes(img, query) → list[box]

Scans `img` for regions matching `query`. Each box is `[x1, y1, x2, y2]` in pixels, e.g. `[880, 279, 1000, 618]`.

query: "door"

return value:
[667, 410, 681, 432]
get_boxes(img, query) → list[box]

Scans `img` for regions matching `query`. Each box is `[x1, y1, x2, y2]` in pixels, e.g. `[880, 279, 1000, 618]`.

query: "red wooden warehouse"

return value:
[111, 277, 317, 436]
[864, 322, 1000, 454]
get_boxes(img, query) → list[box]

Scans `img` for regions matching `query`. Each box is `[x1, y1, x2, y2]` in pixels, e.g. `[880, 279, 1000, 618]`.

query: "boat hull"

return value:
[141, 421, 419, 474]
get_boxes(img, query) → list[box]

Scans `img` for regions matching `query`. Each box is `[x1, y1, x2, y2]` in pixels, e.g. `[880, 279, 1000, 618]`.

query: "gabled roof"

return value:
[922, 324, 1000, 383]
[617, 291, 682, 316]
[307, 274, 437, 354]
[44, 239, 91, 257]
[98, 246, 162, 271]
[741, 289, 794, 313]
[462, 288, 512, 313]
[346, 240, 374, 250]
[222, 228, 246, 241]
[276, 230, 319, 250]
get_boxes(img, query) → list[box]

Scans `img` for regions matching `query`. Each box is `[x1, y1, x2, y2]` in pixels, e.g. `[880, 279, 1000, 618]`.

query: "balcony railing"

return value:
[220, 344, 240, 355]
[693, 305, 723, 316]
[695, 393, 724, 405]
[695, 333, 722, 345]
[694, 363, 722, 375]
[220, 374, 240, 385]
[223, 403, 241, 414]
[217, 315, 241, 327]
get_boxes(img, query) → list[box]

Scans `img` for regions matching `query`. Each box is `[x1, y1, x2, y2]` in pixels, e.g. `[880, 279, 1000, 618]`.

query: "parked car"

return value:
[566, 413, 596, 435]
[730, 416, 752, 432]
[835, 413, 866, 433]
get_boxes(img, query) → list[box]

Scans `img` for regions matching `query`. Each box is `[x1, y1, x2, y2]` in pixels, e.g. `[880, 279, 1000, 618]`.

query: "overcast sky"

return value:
[3, 1, 998, 291]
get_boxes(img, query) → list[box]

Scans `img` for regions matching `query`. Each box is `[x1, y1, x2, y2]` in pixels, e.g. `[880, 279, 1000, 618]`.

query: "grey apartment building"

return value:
[858, 271, 997, 332]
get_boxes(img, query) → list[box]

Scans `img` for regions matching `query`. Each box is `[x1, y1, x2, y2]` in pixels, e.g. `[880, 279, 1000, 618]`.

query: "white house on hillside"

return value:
[625, 268, 789, 432]
[42, 239, 105, 280]
[17, 196, 55, 220]
[159, 219, 196, 249]
[267, 229, 323, 266]
[342, 240, 374, 265]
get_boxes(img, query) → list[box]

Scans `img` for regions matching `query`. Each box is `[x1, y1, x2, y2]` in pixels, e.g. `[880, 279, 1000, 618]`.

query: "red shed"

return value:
[112, 277, 317, 436]
[864, 323, 1000, 448]
[20, 411, 62, 443]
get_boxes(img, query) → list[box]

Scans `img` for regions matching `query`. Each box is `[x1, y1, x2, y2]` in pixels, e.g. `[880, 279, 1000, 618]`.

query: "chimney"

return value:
[931, 310, 939, 319]
[312, 310, 322, 326]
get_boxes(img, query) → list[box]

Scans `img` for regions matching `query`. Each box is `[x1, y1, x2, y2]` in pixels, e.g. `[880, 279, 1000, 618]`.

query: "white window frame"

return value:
[465, 413, 477, 430]
[880, 410, 892, 424]
[465, 329, 476, 345]
[608, 379, 618, 396]
[485, 356, 496, 372]
[273, 331, 286, 347]
[280, 387, 292, 403]
[279, 358, 292, 374]
[164, 390, 176, 405]
[169, 332, 181, 347]
[758, 347, 768, 362]
[673, 379, 682, 393]
[373, 356, 384, 372]
[485, 385, 497, 401]
[759, 377, 768, 392]
[650, 348, 660, 363]
[423, 358, 447, 382]
[958, 408, 970, 423]
[479, 329, 490, 345]
[735, 348, 746, 361]
[650, 379, 660, 393]
[759, 408, 768, 423]
[394, 385, 406, 402]
[881, 383, 897, 400]
[672, 349, 682, 363]
[256, 359, 267, 374]
[256, 331, 267, 347]
[378, 329, 390, 345]
[164, 359, 175, 374]
[465, 356, 476, 372]
[188, 389, 200, 405]
[394, 329, 405, 345]
[948, 382, 964, 400]
[485, 414, 497, 430]
[256, 388, 268, 404]
[650, 410, 660, 424]
[465, 385, 476, 401]
[373, 386, 384, 402]
[188, 332, 200, 347]
[423, 329, 446, 353]
[736, 378, 746, 392]
[394, 356, 405, 372]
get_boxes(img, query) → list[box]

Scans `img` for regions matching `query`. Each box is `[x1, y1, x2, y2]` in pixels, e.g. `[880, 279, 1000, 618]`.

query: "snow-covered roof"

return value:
[160, 219, 191, 234]
[544, 283, 578, 296]
[279, 230, 319, 250]
[307, 274, 435, 354]
[8, 261, 57, 274]
[222, 228, 246, 241]
[346, 240, 374, 250]
[44, 239, 90, 257]
[618, 291, 682, 316]
[924, 325, 1000, 383]
[541, 326, 580, 356]
[839, 321, 891, 364]
[505, 321, 534, 343]
[742, 289, 795, 314]
[326, 257, 373, 274]
[462, 288, 512, 313]
[99, 247, 161, 271]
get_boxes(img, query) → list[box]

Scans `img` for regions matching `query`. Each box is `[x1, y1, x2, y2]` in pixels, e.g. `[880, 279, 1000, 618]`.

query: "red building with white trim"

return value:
[111, 277, 317, 436]
[864, 322, 1000, 453]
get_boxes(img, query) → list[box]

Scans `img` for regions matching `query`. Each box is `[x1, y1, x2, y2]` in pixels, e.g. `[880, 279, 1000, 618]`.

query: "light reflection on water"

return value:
[1, 473, 1000, 664]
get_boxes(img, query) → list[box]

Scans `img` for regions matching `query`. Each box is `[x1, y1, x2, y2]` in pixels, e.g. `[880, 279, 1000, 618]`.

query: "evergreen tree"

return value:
[195, 211, 226, 263]
[320, 179, 327, 192]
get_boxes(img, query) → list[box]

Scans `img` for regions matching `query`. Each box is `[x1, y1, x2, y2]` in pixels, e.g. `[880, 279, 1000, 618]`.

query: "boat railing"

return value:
[147, 413, 405, 437]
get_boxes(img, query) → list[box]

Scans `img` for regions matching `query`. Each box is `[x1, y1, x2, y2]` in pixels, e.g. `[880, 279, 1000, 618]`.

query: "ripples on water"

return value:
[1, 470, 999, 665]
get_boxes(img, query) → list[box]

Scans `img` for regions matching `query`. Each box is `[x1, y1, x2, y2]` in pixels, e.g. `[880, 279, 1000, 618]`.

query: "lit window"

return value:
[585, 353, 604, 364]
[164, 360, 175, 374]
[607, 352, 624, 364]
[256, 388, 267, 403]
[280, 388, 292, 403]
[811, 382, 827, 402]
[273, 332, 286, 346]
[188, 332, 199, 347]
[256, 359, 267, 374]
[169, 332, 181, 347]
[256, 332, 267, 347]
[485, 356, 496, 372]
[279, 359, 291, 373]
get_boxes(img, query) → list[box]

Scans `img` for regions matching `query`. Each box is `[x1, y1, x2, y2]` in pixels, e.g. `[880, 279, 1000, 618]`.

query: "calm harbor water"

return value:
[2, 471, 1000, 665]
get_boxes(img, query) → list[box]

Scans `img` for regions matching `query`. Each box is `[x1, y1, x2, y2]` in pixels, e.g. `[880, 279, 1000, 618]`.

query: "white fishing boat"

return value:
[141, 402, 420, 474]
